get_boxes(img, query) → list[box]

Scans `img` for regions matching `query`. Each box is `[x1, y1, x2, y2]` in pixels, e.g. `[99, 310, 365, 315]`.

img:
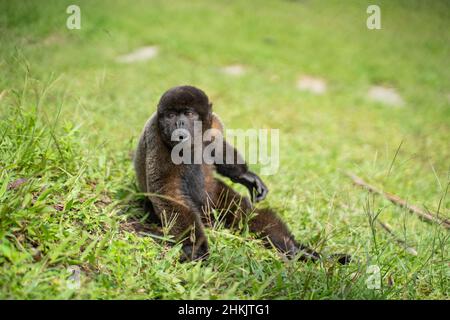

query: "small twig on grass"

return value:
[347, 172, 450, 230]
[377, 221, 417, 256]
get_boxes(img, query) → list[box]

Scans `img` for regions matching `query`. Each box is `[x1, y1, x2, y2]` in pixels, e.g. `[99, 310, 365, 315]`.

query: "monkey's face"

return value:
[157, 86, 213, 149]
[158, 107, 202, 148]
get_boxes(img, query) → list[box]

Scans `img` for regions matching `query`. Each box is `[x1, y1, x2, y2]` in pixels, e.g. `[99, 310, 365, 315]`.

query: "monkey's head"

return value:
[157, 85, 212, 148]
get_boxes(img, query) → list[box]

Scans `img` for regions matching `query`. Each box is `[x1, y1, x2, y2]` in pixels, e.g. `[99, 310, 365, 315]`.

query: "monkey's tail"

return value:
[250, 208, 351, 264]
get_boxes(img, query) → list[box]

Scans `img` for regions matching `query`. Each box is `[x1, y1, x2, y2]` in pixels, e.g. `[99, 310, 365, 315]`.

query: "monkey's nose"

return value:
[176, 120, 185, 128]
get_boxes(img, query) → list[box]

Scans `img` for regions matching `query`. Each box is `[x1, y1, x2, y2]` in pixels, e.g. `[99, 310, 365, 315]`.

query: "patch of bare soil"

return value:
[296, 75, 327, 94]
[116, 46, 159, 63]
[220, 64, 246, 76]
[367, 85, 404, 107]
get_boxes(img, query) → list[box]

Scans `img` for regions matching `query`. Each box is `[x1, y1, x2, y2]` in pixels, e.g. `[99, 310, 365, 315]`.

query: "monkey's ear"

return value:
[209, 102, 213, 110]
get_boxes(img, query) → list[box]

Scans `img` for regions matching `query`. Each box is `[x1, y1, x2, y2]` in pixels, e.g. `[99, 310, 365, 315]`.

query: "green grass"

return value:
[0, 0, 449, 299]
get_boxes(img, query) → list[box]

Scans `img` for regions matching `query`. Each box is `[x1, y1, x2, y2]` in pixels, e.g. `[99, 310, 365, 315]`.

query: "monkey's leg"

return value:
[151, 197, 209, 261]
[208, 179, 320, 261]
[248, 208, 320, 261]
[139, 197, 162, 226]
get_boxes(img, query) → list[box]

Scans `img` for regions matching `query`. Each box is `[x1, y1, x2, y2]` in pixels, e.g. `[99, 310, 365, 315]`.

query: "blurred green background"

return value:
[0, 0, 448, 299]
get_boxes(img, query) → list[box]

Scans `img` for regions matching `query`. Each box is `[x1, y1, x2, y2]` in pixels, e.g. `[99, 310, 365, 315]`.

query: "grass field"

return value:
[0, 0, 449, 299]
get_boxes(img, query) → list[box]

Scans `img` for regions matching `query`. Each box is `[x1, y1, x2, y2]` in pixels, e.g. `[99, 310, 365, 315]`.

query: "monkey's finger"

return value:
[250, 188, 256, 203]
[256, 182, 263, 195]
[255, 187, 268, 202]
[258, 183, 269, 201]
[255, 193, 266, 202]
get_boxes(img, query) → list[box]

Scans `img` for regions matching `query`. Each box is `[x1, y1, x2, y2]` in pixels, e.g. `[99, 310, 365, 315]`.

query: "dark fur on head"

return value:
[157, 85, 212, 126]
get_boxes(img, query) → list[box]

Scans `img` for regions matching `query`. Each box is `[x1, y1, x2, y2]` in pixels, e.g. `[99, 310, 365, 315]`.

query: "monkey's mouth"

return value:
[171, 131, 190, 143]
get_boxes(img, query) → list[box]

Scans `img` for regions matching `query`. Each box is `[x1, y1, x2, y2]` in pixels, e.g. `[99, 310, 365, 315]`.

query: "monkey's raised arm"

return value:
[210, 114, 268, 202]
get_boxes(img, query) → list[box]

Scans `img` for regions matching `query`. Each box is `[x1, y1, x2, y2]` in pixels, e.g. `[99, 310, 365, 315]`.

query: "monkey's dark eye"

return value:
[185, 111, 194, 117]
[167, 112, 176, 119]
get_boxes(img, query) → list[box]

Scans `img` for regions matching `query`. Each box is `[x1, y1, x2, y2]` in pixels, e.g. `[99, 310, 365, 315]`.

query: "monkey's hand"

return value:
[233, 171, 268, 203]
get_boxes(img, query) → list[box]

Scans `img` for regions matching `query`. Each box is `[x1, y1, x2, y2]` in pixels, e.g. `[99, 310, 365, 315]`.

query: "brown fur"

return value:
[134, 86, 345, 263]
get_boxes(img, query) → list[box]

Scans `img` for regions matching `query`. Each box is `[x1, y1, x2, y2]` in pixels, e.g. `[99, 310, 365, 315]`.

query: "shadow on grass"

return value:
[114, 181, 165, 240]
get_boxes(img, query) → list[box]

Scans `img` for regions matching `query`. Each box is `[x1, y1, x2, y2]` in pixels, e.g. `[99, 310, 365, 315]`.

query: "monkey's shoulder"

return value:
[211, 112, 224, 132]
[140, 112, 158, 144]
[139, 113, 173, 189]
